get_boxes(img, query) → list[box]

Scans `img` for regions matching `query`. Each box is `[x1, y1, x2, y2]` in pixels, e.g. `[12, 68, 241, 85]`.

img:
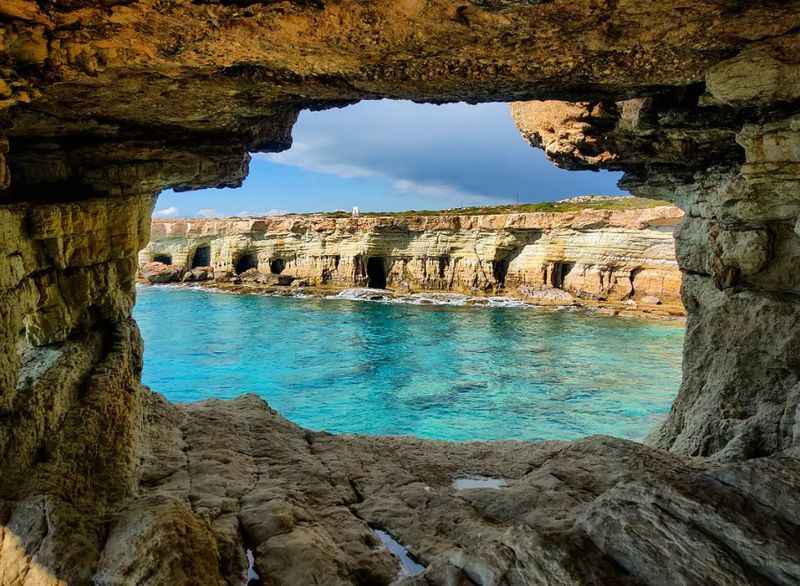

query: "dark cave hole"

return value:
[551, 262, 575, 289]
[235, 252, 259, 274]
[628, 267, 643, 297]
[191, 245, 211, 268]
[270, 258, 285, 274]
[152, 254, 172, 265]
[367, 257, 387, 289]
[493, 258, 509, 287]
[438, 255, 450, 279]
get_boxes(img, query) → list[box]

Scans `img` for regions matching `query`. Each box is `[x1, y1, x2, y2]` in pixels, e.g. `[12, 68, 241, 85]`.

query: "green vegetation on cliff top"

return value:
[305, 196, 670, 218]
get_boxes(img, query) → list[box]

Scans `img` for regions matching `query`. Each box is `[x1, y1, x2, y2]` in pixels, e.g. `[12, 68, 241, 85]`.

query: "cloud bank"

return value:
[262, 101, 623, 204]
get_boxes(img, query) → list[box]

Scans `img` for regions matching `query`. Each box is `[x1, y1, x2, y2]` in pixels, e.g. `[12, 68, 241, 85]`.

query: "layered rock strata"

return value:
[511, 74, 800, 462]
[1, 0, 800, 583]
[140, 204, 683, 308]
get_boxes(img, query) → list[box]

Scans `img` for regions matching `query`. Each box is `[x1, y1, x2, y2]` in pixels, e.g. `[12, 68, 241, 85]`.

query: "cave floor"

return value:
[98, 391, 800, 585]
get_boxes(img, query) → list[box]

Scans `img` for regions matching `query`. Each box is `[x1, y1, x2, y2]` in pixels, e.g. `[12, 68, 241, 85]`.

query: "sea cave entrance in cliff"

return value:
[270, 258, 285, 274]
[152, 253, 172, 265]
[551, 262, 575, 289]
[192, 245, 211, 268]
[235, 252, 258, 274]
[138, 99, 684, 445]
[493, 258, 509, 287]
[366, 257, 387, 289]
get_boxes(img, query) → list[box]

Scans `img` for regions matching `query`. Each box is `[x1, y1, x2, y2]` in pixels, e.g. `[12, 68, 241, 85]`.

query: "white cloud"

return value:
[196, 208, 217, 218]
[259, 143, 377, 180]
[391, 179, 494, 205]
[153, 101, 624, 216]
[154, 206, 179, 217]
[260, 138, 495, 204]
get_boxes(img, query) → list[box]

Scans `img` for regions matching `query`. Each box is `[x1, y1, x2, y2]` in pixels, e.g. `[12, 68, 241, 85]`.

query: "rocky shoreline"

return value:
[120, 391, 799, 585]
[136, 279, 686, 322]
[138, 201, 685, 320]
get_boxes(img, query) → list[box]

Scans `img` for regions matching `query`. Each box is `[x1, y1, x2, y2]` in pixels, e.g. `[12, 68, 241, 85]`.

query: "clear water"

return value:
[134, 286, 684, 442]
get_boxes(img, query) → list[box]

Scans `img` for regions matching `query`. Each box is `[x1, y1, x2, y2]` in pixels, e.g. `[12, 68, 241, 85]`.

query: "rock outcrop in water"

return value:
[1, 0, 800, 583]
[140, 202, 684, 310]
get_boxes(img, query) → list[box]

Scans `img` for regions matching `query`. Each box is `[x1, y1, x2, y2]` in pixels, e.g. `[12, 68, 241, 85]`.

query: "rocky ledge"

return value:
[138, 200, 685, 318]
[72, 391, 800, 585]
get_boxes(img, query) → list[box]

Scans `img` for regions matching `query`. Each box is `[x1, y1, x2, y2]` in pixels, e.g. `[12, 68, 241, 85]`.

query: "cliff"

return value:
[140, 203, 684, 309]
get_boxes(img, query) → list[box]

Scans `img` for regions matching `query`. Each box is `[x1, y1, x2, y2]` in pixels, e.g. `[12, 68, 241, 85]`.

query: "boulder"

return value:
[517, 286, 576, 306]
[640, 295, 662, 305]
[239, 269, 294, 286]
[182, 267, 212, 282]
[140, 262, 183, 284]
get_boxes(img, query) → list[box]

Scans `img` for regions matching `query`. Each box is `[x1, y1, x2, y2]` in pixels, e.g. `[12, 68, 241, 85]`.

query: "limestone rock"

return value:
[1, 0, 800, 581]
[509, 46, 800, 460]
[639, 295, 661, 305]
[139, 261, 183, 284]
[89, 393, 800, 586]
[181, 267, 212, 283]
[140, 204, 684, 306]
[517, 286, 576, 306]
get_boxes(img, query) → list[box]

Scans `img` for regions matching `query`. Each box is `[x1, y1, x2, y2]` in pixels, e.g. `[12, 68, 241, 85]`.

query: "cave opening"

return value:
[367, 257, 387, 289]
[551, 262, 575, 289]
[493, 258, 509, 287]
[6, 7, 798, 582]
[191, 245, 211, 268]
[152, 254, 172, 265]
[270, 258, 286, 274]
[438, 256, 450, 279]
[235, 252, 259, 274]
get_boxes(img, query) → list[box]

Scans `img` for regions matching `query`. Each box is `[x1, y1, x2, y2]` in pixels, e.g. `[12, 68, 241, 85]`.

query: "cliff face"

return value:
[0, 195, 153, 583]
[141, 205, 683, 306]
[2, 0, 800, 584]
[511, 88, 800, 462]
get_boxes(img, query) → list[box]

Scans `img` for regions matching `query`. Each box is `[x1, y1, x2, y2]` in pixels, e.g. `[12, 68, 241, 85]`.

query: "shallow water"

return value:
[372, 530, 426, 577]
[134, 286, 684, 442]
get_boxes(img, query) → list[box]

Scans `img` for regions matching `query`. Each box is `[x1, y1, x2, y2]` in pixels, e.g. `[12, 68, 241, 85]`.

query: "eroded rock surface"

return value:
[91, 393, 799, 586]
[511, 54, 800, 461]
[2, 0, 800, 582]
[141, 203, 683, 306]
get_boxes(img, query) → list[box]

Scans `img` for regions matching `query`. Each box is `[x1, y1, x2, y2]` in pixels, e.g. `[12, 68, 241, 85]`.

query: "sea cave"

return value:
[1, 2, 799, 585]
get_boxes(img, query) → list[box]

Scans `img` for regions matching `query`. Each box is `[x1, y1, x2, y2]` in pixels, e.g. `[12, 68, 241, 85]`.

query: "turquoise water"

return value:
[134, 287, 684, 442]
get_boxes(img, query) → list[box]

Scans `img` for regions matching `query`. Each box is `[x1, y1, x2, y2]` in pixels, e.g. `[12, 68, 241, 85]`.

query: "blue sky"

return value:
[155, 101, 624, 218]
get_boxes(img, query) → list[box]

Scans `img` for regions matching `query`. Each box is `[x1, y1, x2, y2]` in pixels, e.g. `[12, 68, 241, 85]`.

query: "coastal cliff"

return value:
[2, 0, 800, 583]
[139, 200, 684, 312]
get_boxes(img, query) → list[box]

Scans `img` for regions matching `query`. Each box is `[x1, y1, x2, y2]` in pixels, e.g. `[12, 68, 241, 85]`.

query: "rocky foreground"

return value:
[82, 391, 799, 585]
[139, 201, 685, 318]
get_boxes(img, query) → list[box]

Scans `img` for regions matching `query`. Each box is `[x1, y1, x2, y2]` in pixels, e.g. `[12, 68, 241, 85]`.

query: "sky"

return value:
[155, 101, 625, 218]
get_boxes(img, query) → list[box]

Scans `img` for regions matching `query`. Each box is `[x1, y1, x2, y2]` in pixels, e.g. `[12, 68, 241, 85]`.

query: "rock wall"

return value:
[511, 58, 800, 461]
[140, 204, 683, 305]
[0, 194, 154, 583]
